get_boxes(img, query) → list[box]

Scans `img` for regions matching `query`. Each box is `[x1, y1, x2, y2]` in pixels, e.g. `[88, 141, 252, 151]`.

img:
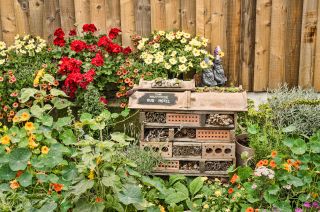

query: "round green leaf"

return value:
[291, 138, 307, 155]
[9, 148, 32, 171]
[17, 171, 33, 187]
[0, 164, 16, 180]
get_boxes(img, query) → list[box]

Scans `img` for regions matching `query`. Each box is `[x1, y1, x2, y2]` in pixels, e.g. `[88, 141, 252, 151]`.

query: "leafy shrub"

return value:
[268, 86, 320, 136]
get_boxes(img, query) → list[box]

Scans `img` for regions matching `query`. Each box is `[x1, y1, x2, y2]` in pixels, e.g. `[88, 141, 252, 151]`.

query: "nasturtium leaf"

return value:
[71, 180, 94, 195]
[9, 148, 32, 171]
[48, 174, 59, 183]
[267, 184, 280, 195]
[0, 164, 16, 180]
[237, 166, 253, 180]
[165, 192, 188, 204]
[118, 184, 144, 205]
[59, 129, 76, 145]
[31, 104, 45, 118]
[36, 173, 49, 183]
[283, 137, 296, 148]
[37, 200, 57, 212]
[102, 174, 120, 188]
[263, 192, 277, 204]
[291, 138, 307, 155]
[54, 117, 72, 130]
[17, 171, 32, 187]
[309, 139, 320, 153]
[41, 115, 53, 127]
[120, 109, 130, 117]
[52, 97, 72, 109]
[19, 88, 38, 103]
[189, 177, 205, 196]
[74, 200, 105, 212]
[50, 88, 68, 97]
[111, 113, 119, 119]
[287, 175, 304, 187]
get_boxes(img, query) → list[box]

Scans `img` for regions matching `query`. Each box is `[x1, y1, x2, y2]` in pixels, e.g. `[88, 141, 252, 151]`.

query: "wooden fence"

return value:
[0, 0, 319, 92]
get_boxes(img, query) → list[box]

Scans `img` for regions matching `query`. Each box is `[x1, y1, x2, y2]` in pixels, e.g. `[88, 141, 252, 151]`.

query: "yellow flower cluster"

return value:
[8, 35, 46, 56]
[33, 68, 45, 86]
[0, 41, 7, 65]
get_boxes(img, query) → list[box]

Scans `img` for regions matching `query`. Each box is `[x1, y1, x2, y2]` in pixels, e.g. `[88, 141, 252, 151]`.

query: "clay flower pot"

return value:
[235, 134, 255, 166]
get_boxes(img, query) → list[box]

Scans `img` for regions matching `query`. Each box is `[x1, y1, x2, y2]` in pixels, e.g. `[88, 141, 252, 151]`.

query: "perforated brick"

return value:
[140, 142, 172, 158]
[202, 143, 235, 159]
[196, 129, 230, 141]
[166, 113, 200, 124]
[154, 161, 179, 172]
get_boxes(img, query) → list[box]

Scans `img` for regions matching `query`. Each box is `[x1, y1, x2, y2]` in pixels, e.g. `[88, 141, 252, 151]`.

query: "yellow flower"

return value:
[88, 169, 95, 180]
[1, 135, 10, 145]
[200, 61, 208, 69]
[203, 204, 209, 209]
[25, 122, 35, 131]
[41, 146, 49, 154]
[215, 190, 222, 197]
[96, 156, 102, 165]
[10, 180, 20, 190]
[28, 140, 38, 149]
[20, 112, 30, 121]
[178, 64, 187, 72]
[159, 205, 165, 212]
[12, 116, 20, 123]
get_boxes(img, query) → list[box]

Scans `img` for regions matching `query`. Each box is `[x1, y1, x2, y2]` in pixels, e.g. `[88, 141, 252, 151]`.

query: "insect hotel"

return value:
[128, 79, 247, 176]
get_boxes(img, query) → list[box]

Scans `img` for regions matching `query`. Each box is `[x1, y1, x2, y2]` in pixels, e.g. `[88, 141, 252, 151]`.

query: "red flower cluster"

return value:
[59, 57, 95, 97]
[70, 40, 87, 52]
[53, 28, 66, 47]
[91, 52, 104, 67]
[83, 24, 97, 33]
[109, 28, 121, 40]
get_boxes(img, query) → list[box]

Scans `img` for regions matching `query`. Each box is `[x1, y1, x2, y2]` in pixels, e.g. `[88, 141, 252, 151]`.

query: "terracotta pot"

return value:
[235, 134, 255, 166]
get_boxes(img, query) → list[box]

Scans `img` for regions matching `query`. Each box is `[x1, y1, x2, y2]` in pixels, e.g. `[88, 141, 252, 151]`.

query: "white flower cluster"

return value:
[8, 34, 47, 56]
[0, 41, 7, 65]
[137, 30, 214, 75]
[254, 166, 275, 179]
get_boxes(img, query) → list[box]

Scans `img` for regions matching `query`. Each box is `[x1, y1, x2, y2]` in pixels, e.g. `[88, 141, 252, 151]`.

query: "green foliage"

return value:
[77, 85, 105, 116]
[268, 86, 320, 136]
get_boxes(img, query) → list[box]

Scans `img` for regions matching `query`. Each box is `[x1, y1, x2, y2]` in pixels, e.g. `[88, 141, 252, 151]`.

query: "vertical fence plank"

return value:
[29, 0, 44, 37]
[196, 0, 205, 36]
[14, 0, 30, 35]
[240, 0, 256, 90]
[43, 0, 61, 42]
[165, 0, 180, 30]
[74, 0, 90, 31]
[268, 0, 287, 89]
[253, 0, 271, 91]
[151, 0, 166, 31]
[285, 0, 303, 88]
[299, 0, 318, 88]
[136, 0, 151, 36]
[0, 0, 17, 44]
[120, 0, 136, 46]
[90, 0, 106, 33]
[105, 0, 121, 31]
[314, 1, 320, 91]
[226, 0, 241, 86]
[181, 0, 196, 36]
[59, 0, 75, 32]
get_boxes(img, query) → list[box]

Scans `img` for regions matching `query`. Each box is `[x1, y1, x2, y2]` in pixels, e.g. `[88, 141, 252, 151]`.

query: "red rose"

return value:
[107, 42, 122, 54]
[108, 28, 121, 40]
[53, 37, 65, 47]
[83, 24, 97, 33]
[97, 36, 111, 47]
[54, 28, 65, 37]
[99, 97, 108, 105]
[70, 40, 87, 52]
[91, 53, 104, 67]
[123, 46, 132, 54]
[69, 29, 77, 36]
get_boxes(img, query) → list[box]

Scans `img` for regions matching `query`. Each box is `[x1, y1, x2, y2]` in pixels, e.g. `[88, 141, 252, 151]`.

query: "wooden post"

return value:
[196, 0, 205, 37]
[136, 0, 151, 36]
[299, 0, 318, 88]
[43, 0, 61, 42]
[105, 0, 121, 31]
[165, 0, 180, 31]
[181, 0, 196, 36]
[14, 0, 30, 35]
[268, 0, 287, 89]
[314, 1, 320, 91]
[285, 0, 303, 88]
[253, 0, 271, 91]
[29, 0, 44, 37]
[226, 0, 241, 86]
[74, 0, 90, 32]
[239, 0, 256, 91]
[59, 0, 76, 33]
[151, 0, 166, 31]
[120, 0, 136, 46]
[0, 0, 17, 44]
[90, 0, 106, 33]
[211, 0, 225, 53]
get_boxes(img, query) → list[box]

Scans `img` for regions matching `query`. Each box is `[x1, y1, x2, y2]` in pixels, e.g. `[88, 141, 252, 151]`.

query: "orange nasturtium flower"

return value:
[12, 116, 19, 123]
[1, 135, 10, 145]
[51, 183, 63, 192]
[263, 160, 269, 166]
[41, 146, 49, 154]
[230, 174, 239, 184]
[269, 160, 277, 168]
[256, 160, 264, 167]
[228, 188, 234, 194]
[20, 112, 30, 121]
[271, 150, 277, 158]
[10, 180, 20, 190]
[283, 163, 291, 172]
[246, 207, 254, 212]
[25, 122, 35, 131]
[95, 197, 104, 203]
